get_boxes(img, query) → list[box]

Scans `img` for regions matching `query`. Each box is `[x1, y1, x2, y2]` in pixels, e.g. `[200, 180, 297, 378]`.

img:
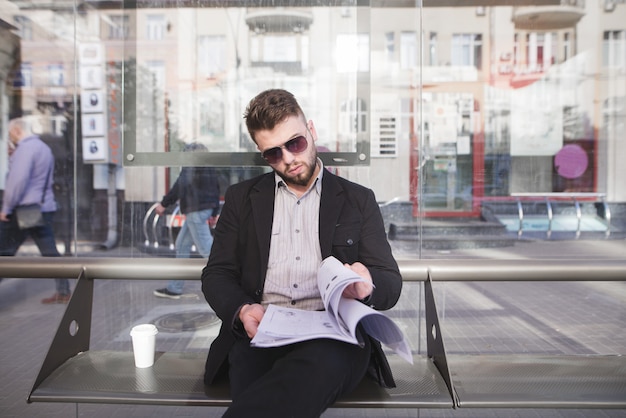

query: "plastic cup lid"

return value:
[130, 323, 158, 336]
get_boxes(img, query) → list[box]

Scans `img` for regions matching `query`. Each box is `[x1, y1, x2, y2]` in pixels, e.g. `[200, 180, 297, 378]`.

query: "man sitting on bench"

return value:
[201, 89, 402, 418]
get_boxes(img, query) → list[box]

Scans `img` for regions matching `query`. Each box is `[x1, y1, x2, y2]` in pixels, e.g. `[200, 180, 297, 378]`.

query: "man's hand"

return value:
[154, 203, 166, 216]
[0, 212, 8, 222]
[239, 303, 265, 339]
[341, 262, 374, 301]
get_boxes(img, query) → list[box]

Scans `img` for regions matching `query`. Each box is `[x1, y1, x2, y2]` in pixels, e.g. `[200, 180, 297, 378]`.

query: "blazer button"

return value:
[255, 290, 261, 296]
[346, 239, 354, 245]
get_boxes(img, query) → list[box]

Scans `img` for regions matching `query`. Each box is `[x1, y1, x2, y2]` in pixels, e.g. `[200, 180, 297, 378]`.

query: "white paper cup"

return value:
[130, 324, 158, 368]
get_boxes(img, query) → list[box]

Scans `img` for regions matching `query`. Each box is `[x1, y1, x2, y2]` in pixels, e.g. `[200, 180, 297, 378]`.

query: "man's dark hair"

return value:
[244, 89, 306, 143]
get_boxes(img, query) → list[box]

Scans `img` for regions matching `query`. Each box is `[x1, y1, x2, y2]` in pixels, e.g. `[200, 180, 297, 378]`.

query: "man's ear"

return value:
[308, 120, 318, 143]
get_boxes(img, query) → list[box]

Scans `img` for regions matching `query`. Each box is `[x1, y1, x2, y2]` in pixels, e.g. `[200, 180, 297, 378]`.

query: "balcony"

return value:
[245, 8, 313, 34]
[512, 1, 585, 30]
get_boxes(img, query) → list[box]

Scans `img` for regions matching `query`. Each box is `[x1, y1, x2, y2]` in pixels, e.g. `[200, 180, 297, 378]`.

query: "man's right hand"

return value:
[154, 203, 166, 216]
[0, 212, 8, 222]
[239, 303, 265, 339]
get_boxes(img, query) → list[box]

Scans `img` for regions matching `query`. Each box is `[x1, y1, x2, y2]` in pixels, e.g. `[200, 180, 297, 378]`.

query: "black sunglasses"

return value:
[261, 135, 309, 164]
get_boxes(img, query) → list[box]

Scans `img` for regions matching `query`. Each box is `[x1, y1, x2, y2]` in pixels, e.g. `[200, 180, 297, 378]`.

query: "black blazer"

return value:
[201, 170, 402, 386]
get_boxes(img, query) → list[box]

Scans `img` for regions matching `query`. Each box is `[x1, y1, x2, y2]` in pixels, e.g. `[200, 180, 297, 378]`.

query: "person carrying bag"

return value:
[14, 166, 51, 229]
[0, 117, 72, 304]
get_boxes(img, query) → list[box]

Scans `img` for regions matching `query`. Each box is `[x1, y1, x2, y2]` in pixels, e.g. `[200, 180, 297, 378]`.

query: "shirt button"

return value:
[293, 283, 298, 288]
[295, 229, 300, 233]
[295, 256, 300, 261]
[290, 300, 296, 305]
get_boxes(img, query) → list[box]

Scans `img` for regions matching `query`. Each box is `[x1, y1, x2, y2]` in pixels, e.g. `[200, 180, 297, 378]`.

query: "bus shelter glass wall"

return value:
[0, 3, 625, 417]
[0, 1, 624, 258]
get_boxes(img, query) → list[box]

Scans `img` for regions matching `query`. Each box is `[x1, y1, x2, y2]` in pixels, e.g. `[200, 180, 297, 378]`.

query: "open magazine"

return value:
[250, 256, 413, 364]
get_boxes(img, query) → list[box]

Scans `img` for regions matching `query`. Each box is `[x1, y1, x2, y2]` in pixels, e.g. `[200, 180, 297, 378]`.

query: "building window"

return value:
[108, 15, 129, 39]
[198, 35, 226, 78]
[14, 15, 32, 40]
[263, 36, 298, 62]
[336, 34, 369, 73]
[525, 32, 556, 72]
[603, 30, 626, 69]
[301, 36, 309, 72]
[51, 116, 67, 137]
[48, 64, 64, 86]
[451, 33, 482, 70]
[563, 32, 573, 62]
[400, 31, 417, 69]
[146, 61, 165, 91]
[339, 98, 368, 134]
[385, 32, 395, 62]
[429, 32, 438, 66]
[13, 62, 32, 88]
[146, 15, 166, 40]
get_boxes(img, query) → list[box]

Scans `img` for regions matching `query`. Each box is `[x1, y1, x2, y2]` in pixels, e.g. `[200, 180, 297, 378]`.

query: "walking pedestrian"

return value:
[153, 142, 221, 299]
[0, 117, 71, 303]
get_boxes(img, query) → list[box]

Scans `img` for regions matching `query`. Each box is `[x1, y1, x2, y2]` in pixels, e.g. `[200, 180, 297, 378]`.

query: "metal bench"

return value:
[1, 257, 624, 410]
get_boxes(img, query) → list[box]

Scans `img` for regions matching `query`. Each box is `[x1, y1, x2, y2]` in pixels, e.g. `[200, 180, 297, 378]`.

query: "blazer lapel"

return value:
[319, 172, 345, 258]
[250, 174, 275, 270]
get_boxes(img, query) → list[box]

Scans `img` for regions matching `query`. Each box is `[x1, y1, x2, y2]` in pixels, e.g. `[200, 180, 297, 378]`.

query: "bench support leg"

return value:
[425, 274, 458, 407]
[28, 269, 93, 402]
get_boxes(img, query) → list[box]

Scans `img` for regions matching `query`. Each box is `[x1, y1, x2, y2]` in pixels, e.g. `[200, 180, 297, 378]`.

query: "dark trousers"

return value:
[224, 336, 372, 418]
[0, 212, 70, 295]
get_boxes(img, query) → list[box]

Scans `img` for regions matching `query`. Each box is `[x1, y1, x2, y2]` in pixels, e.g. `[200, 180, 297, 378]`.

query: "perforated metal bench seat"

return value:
[28, 351, 454, 408]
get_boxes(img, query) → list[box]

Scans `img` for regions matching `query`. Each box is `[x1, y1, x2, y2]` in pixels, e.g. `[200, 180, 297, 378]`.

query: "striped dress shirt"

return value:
[262, 162, 325, 311]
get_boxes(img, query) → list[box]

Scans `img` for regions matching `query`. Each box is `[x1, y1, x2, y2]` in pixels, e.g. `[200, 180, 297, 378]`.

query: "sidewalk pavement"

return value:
[2, 238, 625, 418]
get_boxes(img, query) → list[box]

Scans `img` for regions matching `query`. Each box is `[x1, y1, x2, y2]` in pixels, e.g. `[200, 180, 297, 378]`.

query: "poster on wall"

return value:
[510, 81, 563, 156]
[79, 66, 104, 90]
[82, 114, 105, 137]
[82, 138, 107, 162]
[81, 90, 105, 113]
[78, 43, 103, 65]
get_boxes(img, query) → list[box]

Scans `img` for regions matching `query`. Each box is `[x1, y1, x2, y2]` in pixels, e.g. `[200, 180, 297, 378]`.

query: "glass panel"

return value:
[121, 3, 370, 167]
[0, 2, 623, 254]
[1, 2, 625, 416]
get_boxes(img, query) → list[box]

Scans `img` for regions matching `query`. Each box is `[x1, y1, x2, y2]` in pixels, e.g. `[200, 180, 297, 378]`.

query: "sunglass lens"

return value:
[285, 136, 308, 154]
[263, 148, 281, 163]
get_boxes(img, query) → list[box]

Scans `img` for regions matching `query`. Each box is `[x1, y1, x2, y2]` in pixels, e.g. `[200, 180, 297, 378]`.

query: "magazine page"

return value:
[337, 298, 413, 364]
[250, 257, 366, 348]
[317, 256, 368, 330]
[250, 304, 357, 347]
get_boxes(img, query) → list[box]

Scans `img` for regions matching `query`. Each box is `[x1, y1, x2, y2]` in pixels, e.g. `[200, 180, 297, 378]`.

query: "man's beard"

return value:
[277, 151, 318, 188]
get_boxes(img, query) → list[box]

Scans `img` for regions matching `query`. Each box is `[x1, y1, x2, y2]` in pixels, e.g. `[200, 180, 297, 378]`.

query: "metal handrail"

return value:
[142, 203, 185, 250]
[167, 205, 181, 250]
[546, 197, 553, 239]
[604, 200, 612, 237]
[510, 193, 610, 238]
[1, 257, 625, 282]
[142, 202, 160, 247]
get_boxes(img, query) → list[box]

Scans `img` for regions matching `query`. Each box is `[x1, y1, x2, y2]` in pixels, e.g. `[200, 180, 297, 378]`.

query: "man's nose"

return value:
[281, 148, 296, 164]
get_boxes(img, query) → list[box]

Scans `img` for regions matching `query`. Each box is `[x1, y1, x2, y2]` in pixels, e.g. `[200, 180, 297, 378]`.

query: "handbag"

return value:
[14, 165, 52, 230]
[15, 203, 45, 229]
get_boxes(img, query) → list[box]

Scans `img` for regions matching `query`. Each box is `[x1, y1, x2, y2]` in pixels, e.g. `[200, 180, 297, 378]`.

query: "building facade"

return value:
[0, 0, 624, 244]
